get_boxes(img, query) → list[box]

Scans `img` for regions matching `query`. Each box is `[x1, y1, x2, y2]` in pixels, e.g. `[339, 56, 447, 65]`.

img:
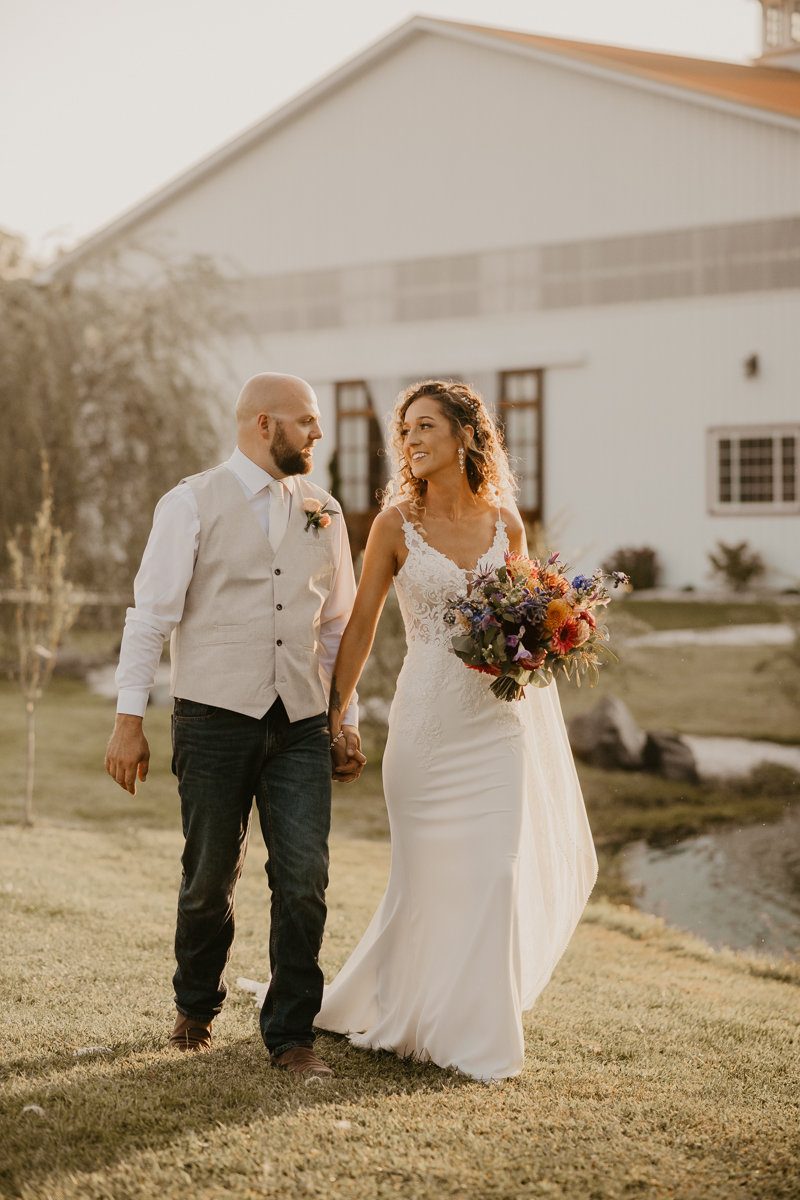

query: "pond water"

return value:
[622, 807, 800, 959]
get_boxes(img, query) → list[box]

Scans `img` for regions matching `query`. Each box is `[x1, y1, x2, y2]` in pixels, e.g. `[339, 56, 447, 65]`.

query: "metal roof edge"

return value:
[425, 18, 800, 135]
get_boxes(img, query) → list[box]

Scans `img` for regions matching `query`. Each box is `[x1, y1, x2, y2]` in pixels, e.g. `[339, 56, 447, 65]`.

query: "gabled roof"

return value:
[453, 20, 800, 122]
[44, 15, 800, 277]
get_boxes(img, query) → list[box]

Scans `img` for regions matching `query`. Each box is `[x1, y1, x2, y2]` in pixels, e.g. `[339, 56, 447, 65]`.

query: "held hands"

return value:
[105, 714, 150, 795]
[331, 724, 367, 784]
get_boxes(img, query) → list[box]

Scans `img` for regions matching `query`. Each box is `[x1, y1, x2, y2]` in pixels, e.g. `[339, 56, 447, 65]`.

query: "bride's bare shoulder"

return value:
[370, 504, 407, 533]
[499, 504, 525, 536]
[499, 503, 526, 553]
[366, 505, 407, 549]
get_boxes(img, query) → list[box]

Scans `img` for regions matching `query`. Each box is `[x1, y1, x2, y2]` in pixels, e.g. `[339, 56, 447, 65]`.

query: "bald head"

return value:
[235, 372, 316, 426]
[235, 372, 323, 478]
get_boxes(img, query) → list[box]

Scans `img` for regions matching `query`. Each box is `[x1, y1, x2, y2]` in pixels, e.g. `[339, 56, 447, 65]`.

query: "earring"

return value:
[458, 447, 465, 473]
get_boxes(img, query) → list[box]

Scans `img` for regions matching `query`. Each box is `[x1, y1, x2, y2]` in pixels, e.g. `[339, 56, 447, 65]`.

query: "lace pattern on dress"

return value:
[390, 514, 522, 764]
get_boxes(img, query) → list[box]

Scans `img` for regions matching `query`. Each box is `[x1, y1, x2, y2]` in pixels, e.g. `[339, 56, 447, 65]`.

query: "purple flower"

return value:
[477, 611, 500, 631]
[612, 571, 630, 588]
[547, 551, 560, 565]
[472, 564, 498, 587]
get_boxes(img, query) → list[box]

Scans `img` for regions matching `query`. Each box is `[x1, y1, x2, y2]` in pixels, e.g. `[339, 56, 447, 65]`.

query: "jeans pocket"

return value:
[174, 698, 218, 721]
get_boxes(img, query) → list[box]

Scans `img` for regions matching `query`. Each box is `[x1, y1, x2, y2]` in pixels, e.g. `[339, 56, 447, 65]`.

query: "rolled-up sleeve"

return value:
[115, 485, 199, 717]
[316, 508, 359, 727]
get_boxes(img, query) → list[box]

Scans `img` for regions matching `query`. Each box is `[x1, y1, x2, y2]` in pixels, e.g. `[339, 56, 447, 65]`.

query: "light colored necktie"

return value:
[267, 480, 288, 552]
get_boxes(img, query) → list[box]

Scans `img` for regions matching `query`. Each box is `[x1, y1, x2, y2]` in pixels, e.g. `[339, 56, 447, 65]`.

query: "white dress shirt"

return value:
[116, 446, 358, 725]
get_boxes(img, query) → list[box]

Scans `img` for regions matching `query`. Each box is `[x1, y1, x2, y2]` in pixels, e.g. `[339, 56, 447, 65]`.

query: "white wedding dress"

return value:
[315, 514, 598, 1081]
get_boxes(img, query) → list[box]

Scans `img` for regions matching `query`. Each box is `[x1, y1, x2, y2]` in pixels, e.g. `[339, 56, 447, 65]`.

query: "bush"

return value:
[602, 546, 660, 591]
[708, 541, 766, 592]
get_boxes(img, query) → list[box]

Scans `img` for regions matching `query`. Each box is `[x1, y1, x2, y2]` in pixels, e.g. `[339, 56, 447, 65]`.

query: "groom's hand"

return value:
[105, 714, 150, 795]
[331, 725, 366, 784]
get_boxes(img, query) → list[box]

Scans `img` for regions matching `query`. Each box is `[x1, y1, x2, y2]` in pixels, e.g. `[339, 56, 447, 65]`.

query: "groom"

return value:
[105, 373, 365, 1077]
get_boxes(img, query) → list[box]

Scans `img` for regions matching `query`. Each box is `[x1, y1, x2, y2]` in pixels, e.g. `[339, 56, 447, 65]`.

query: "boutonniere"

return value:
[302, 497, 333, 532]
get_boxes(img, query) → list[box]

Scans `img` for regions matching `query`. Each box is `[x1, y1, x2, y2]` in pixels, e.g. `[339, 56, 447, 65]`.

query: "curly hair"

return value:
[381, 379, 517, 520]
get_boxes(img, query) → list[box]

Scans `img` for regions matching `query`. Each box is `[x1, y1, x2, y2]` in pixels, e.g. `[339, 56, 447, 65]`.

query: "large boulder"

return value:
[567, 695, 647, 770]
[643, 731, 699, 783]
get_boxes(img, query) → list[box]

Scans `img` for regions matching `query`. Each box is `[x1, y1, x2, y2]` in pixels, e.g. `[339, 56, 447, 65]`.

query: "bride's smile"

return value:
[402, 403, 473, 481]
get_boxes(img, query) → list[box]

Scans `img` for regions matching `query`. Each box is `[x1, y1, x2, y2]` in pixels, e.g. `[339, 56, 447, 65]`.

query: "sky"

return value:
[1, 0, 762, 256]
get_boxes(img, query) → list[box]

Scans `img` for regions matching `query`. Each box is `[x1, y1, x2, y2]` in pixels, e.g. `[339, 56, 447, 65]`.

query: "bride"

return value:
[319, 379, 597, 1081]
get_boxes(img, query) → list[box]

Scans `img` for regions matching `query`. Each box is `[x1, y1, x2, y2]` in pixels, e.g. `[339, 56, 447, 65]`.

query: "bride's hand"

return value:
[331, 725, 367, 784]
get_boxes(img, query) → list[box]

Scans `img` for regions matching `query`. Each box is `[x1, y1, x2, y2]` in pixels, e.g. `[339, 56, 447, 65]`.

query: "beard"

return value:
[271, 420, 313, 476]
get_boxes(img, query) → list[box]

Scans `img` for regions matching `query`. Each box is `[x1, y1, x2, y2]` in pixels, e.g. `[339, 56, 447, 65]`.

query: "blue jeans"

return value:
[171, 696, 331, 1056]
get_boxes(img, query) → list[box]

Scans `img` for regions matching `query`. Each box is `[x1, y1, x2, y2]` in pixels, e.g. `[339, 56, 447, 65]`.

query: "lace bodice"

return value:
[394, 515, 509, 651]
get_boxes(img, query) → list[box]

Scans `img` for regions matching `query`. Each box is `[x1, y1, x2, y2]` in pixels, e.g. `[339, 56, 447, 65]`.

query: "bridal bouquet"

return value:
[444, 552, 629, 702]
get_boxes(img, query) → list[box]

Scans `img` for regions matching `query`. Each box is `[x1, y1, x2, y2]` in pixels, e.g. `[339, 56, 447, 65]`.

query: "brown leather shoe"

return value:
[271, 1046, 334, 1077]
[169, 1014, 213, 1052]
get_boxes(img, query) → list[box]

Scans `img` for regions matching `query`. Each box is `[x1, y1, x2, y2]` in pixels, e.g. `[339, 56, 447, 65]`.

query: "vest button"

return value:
[274, 568, 281, 575]
[276, 639, 282, 646]
[276, 603, 282, 611]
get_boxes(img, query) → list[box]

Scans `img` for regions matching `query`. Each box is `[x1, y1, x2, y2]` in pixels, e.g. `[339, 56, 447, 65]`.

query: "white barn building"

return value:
[52, 7, 800, 586]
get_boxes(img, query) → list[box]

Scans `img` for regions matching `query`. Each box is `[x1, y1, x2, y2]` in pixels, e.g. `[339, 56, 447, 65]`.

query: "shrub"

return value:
[708, 541, 765, 592]
[602, 546, 660, 591]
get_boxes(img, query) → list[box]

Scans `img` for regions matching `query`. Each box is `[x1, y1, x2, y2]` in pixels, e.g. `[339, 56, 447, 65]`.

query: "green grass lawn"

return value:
[1, 605, 799, 1197]
[1, 825, 798, 1200]
[614, 599, 800, 630]
[1, 671, 797, 913]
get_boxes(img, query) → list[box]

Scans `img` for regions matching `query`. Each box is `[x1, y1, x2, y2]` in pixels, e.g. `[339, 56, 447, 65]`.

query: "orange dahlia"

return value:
[542, 598, 573, 633]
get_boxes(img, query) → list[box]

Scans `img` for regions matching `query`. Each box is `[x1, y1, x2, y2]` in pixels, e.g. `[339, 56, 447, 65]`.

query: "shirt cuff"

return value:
[116, 688, 150, 718]
[343, 699, 358, 728]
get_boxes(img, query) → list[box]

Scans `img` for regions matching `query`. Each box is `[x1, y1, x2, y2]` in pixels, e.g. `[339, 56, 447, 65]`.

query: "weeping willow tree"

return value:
[7, 457, 82, 825]
[0, 231, 233, 595]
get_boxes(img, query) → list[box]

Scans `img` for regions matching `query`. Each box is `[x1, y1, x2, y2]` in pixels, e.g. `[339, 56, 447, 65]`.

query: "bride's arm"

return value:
[329, 507, 403, 758]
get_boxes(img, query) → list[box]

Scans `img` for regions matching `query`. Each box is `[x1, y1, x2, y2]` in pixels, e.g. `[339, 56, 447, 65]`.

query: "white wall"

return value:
[124, 30, 800, 276]
[218, 286, 800, 589]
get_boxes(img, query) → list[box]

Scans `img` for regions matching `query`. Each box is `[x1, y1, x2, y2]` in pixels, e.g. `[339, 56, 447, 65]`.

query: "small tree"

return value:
[6, 459, 82, 826]
[708, 540, 766, 593]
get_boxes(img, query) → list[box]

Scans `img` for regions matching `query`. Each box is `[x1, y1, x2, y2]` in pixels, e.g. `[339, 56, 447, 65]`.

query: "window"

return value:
[335, 381, 385, 515]
[708, 425, 799, 514]
[793, 1, 800, 41]
[765, 3, 784, 46]
[499, 369, 543, 520]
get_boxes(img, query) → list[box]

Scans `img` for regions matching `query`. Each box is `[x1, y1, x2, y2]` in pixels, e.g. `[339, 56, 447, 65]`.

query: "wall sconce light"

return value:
[744, 353, 759, 378]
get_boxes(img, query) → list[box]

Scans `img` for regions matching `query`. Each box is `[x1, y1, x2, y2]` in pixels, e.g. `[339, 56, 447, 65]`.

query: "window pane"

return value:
[336, 380, 385, 513]
[338, 382, 370, 412]
[782, 436, 797, 502]
[766, 5, 783, 46]
[793, 3, 800, 42]
[739, 437, 774, 503]
[718, 438, 732, 503]
[339, 415, 370, 511]
[503, 405, 538, 511]
[504, 371, 539, 403]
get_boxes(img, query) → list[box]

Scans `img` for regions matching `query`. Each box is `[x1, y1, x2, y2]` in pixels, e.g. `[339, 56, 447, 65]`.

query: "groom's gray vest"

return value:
[170, 464, 338, 721]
